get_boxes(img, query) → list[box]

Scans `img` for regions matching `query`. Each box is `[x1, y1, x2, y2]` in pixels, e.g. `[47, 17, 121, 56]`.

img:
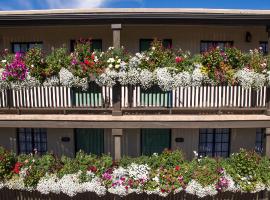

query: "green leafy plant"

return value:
[25, 47, 47, 82]
[45, 47, 71, 76]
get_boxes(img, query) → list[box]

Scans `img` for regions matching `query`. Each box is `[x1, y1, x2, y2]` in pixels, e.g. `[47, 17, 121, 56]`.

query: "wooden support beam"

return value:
[0, 119, 270, 129]
[266, 87, 270, 115]
[265, 128, 270, 157]
[111, 24, 122, 49]
[112, 129, 123, 160]
[111, 24, 122, 116]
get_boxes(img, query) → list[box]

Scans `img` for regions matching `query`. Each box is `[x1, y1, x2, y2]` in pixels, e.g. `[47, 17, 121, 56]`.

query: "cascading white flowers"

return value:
[155, 68, 174, 91]
[139, 69, 155, 89]
[185, 180, 218, 198]
[95, 69, 118, 87]
[234, 68, 266, 89]
[191, 63, 205, 87]
[36, 174, 61, 195]
[59, 67, 74, 87]
[173, 71, 192, 88]
[43, 76, 59, 87]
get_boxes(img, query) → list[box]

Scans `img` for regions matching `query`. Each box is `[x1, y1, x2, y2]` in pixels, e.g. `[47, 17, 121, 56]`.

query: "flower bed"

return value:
[0, 39, 269, 92]
[0, 147, 270, 199]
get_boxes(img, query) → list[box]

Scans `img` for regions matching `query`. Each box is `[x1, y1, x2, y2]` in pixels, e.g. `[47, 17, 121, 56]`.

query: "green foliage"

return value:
[246, 49, 267, 73]
[224, 47, 245, 69]
[190, 157, 221, 186]
[223, 149, 261, 191]
[17, 153, 61, 187]
[57, 151, 113, 179]
[120, 150, 184, 170]
[45, 47, 71, 76]
[139, 39, 175, 71]
[0, 147, 16, 181]
[0, 49, 14, 69]
[25, 47, 47, 82]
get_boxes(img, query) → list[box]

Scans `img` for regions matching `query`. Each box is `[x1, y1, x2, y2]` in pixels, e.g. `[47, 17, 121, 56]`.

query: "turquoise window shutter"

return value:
[75, 128, 104, 155]
[141, 129, 171, 156]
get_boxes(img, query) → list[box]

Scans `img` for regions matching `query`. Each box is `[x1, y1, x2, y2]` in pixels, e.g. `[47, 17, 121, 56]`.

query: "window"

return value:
[199, 129, 230, 157]
[12, 42, 43, 53]
[259, 41, 268, 55]
[17, 128, 47, 155]
[200, 41, 233, 53]
[139, 39, 172, 52]
[70, 39, 102, 52]
[255, 128, 265, 154]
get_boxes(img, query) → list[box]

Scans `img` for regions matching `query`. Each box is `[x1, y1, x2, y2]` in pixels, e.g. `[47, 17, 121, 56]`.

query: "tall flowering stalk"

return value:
[2, 53, 28, 82]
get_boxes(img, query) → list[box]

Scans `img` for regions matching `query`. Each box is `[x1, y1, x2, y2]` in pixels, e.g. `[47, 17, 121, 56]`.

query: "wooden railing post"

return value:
[128, 85, 133, 108]
[6, 88, 12, 109]
[266, 87, 270, 115]
[112, 83, 122, 116]
[251, 88, 257, 108]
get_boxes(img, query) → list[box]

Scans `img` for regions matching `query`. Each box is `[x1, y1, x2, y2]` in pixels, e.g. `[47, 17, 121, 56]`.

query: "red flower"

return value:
[175, 165, 181, 171]
[84, 60, 90, 65]
[120, 177, 126, 181]
[12, 162, 23, 174]
[175, 56, 183, 63]
[88, 166, 97, 173]
[91, 53, 95, 60]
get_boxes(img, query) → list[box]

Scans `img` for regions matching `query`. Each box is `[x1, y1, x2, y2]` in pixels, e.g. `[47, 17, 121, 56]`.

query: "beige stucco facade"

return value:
[0, 25, 267, 54]
[0, 127, 260, 158]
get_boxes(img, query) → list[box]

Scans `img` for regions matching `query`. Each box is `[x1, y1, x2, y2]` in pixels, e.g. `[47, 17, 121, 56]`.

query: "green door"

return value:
[75, 129, 104, 155]
[141, 129, 171, 156]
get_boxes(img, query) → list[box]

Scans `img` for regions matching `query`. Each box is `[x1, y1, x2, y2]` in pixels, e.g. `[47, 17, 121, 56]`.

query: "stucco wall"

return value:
[0, 128, 17, 152]
[0, 25, 267, 54]
[230, 128, 256, 153]
[47, 128, 75, 157]
[0, 25, 112, 53]
[0, 127, 259, 158]
[122, 25, 267, 54]
[171, 128, 199, 160]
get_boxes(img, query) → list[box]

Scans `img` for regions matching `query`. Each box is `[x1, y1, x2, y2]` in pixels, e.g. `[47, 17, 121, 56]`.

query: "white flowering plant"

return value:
[0, 41, 269, 91]
[0, 147, 270, 198]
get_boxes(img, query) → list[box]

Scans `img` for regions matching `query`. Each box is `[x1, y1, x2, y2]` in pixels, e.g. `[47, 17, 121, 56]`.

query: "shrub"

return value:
[46, 47, 71, 76]
[0, 147, 16, 181]
[25, 47, 46, 82]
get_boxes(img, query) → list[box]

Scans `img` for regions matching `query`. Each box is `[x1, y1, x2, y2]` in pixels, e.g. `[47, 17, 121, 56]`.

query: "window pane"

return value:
[163, 39, 172, 49]
[140, 39, 153, 52]
[215, 143, 221, 151]
[200, 41, 233, 53]
[92, 39, 102, 51]
[259, 42, 268, 54]
[199, 128, 230, 158]
[20, 44, 28, 53]
[13, 44, 21, 53]
[18, 128, 47, 155]
[29, 43, 42, 49]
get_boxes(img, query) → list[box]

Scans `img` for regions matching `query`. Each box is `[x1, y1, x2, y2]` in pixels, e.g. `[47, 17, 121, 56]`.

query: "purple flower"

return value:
[216, 176, 229, 191]
[2, 53, 28, 82]
[102, 172, 112, 180]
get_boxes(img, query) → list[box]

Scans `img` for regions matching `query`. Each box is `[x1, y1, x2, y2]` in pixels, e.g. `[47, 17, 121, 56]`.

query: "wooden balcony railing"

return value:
[0, 83, 268, 115]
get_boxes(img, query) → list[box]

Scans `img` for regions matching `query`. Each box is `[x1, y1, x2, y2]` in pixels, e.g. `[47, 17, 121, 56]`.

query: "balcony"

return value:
[0, 83, 267, 115]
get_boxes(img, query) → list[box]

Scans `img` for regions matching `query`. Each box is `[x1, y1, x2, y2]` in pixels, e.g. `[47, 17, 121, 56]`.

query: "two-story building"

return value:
[0, 8, 270, 160]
